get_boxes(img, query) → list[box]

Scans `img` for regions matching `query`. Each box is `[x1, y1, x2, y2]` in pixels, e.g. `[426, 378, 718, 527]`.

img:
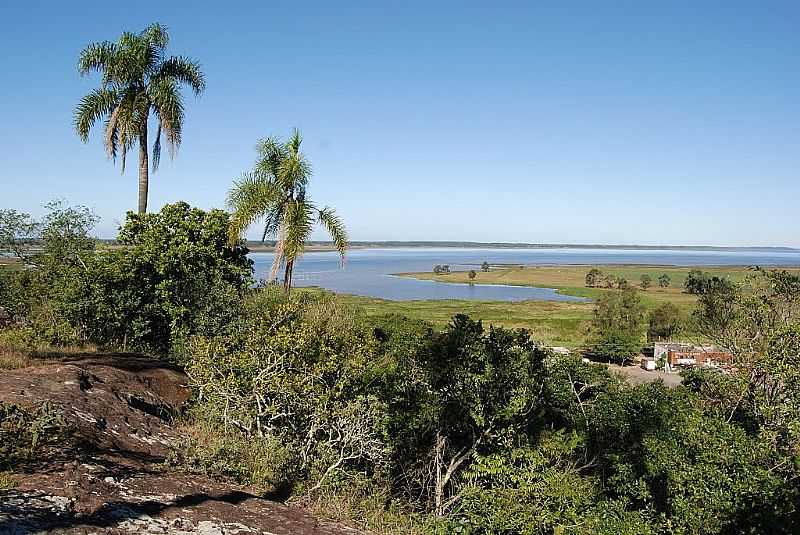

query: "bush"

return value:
[169, 422, 293, 494]
[186, 290, 389, 493]
[0, 401, 70, 469]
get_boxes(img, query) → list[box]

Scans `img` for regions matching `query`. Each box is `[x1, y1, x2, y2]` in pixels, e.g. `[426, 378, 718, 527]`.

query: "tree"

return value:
[647, 302, 682, 342]
[74, 23, 205, 213]
[616, 277, 630, 290]
[591, 288, 645, 363]
[393, 316, 548, 515]
[481, 261, 490, 272]
[639, 274, 652, 290]
[585, 268, 603, 288]
[226, 130, 348, 292]
[468, 270, 477, 281]
[658, 273, 671, 288]
[81, 202, 252, 353]
[692, 269, 800, 450]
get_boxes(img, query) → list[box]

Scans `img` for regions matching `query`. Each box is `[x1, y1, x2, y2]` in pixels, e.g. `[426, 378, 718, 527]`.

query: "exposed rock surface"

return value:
[0, 355, 365, 535]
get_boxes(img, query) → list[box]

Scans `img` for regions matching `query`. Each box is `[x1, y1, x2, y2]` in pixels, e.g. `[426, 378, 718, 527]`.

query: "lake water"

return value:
[249, 247, 800, 302]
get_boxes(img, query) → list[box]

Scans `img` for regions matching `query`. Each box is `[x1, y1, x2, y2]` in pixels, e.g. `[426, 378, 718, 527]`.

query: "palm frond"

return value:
[156, 56, 206, 96]
[289, 128, 302, 155]
[317, 207, 349, 264]
[149, 78, 184, 157]
[78, 41, 116, 79]
[283, 200, 315, 262]
[226, 173, 282, 245]
[141, 22, 169, 50]
[278, 151, 311, 191]
[103, 105, 121, 160]
[74, 88, 120, 141]
[254, 136, 288, 179]
[152, 123, 162, 172]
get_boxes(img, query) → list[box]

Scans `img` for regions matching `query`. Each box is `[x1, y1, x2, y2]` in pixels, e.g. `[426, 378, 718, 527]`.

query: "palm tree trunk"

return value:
[283, 259, 294, 293]
[137, 125, 149, 214]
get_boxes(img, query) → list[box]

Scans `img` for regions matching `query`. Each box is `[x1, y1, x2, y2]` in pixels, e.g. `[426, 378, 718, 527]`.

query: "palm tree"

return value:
[227, 130, 348, 292]
[74, 23, 205, 213]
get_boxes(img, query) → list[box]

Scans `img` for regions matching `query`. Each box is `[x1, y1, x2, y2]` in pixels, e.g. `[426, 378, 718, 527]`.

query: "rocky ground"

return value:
[0, 355, 365, 534]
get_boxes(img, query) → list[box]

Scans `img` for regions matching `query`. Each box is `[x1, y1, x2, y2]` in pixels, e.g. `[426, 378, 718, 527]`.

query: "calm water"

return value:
[250, 247, 800, 302]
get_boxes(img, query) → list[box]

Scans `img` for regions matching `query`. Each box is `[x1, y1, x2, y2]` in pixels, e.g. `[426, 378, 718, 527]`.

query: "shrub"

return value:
[639, 274, 652, 290]
[0, 401, 70, 469]
[186, 290, 389, 494]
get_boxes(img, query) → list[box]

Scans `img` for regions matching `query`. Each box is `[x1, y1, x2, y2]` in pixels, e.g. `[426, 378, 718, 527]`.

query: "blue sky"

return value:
[1, 1, 798, 246]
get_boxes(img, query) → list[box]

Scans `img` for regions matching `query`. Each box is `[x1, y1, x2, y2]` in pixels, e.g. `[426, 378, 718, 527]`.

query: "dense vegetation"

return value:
[2, 201, 799, 533]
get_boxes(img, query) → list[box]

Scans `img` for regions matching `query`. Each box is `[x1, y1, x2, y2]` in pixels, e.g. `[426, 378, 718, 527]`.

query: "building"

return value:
[653, 342, 733, 368]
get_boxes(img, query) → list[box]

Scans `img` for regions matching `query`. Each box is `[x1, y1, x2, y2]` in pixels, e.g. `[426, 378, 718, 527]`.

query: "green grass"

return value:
[336, 294, 594, 348]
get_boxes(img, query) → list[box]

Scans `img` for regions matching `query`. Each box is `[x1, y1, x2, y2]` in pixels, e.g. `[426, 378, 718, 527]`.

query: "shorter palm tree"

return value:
[227, 130, 348, 291]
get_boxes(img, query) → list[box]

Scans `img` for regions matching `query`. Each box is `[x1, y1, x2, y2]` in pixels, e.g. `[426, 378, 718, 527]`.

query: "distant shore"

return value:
[244, 241, 799, 253]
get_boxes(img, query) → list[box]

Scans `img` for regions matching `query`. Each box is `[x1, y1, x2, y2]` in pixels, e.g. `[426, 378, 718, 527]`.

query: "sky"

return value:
[1, 1, 798, 246]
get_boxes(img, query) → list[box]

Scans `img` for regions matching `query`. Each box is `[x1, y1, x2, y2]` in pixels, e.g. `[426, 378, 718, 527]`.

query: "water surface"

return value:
[250, 247, 800, 302]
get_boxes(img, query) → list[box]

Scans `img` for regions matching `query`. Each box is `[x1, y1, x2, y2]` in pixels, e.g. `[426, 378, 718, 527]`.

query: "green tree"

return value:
[227, 131, 348, 292]
[657, 273, 670, 288]
[468, 269, 477, 281]
[585, 268, 603, 288]
[616, 277, 630, 290]
[74, 23, 205, 213]
[392, 315, 548, 515]
[481, 261, 490, 272]
[81, 202, 252, 353]
[639, 274, 652, 290]
[591, 288, 644, 363]
[647, 302, 682, 342]
[692, 268, 800, 449]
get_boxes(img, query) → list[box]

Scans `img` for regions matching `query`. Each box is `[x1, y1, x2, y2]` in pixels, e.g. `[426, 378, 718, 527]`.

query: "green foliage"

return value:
[591, 288, 644, 363]
[481, 261, 490, 272]
[92, 201, 252, 353]
[456, 432, 599, 534]
[639, 273, 651, 290]
[0, 201, 251, 355]
[0, 202, 97, 346]
[684, 269, 734, 295]
[647, 302, 683, 342]
[389, 315, 550, 515]
[585, 268, 603, 288]
[468, 270, 477, 280]
[591, 330, 642, 364]
[658, 273, 671, 288]
[185, 290, 388, 492]
[169, 422, 292, 493]
[0, 401, 70, 469]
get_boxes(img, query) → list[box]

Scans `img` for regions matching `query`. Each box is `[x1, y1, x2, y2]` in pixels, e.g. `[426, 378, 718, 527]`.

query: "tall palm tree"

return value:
[227, 130, 348, 292]
[74, 23, 205, 213]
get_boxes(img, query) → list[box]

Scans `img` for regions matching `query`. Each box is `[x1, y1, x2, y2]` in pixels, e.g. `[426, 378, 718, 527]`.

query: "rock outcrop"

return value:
[0, 355, 365, 535]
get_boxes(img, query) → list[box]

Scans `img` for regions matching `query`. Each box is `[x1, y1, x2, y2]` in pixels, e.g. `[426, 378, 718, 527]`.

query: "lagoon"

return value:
[250, 247, 800, 302]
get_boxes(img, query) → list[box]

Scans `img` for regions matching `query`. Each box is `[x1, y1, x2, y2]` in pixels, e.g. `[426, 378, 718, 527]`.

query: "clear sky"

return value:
[1, 1, 798, 246]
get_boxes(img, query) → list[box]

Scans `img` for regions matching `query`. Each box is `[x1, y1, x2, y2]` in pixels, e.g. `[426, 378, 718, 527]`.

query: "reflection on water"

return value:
[250, 247, 800, 302]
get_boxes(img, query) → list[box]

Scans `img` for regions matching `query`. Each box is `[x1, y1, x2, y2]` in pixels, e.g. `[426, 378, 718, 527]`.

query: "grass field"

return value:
[341, 265, 800, 348]
[336, 293, 594, 348]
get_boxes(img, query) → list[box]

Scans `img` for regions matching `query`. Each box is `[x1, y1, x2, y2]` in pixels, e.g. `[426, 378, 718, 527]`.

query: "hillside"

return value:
[0, 354, 365, 535]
